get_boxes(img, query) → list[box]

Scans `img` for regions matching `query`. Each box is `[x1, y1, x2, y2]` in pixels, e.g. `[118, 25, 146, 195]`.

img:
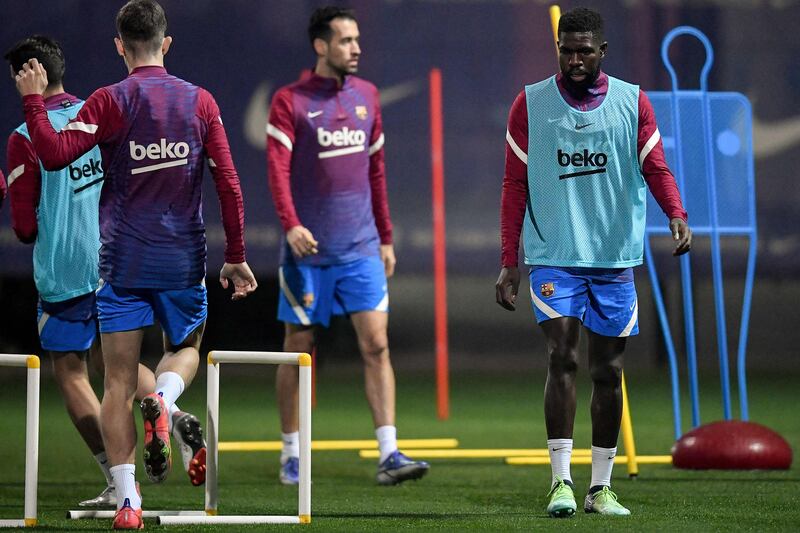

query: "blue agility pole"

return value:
[645, 27, 757, 439]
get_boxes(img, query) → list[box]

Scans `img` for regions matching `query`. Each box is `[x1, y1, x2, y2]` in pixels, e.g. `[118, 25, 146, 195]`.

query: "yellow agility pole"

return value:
[360, 448, 593, 459]
[620, 376, 639, 476]
[507, 455, 672, 466]
[548, 4, 640, 477]
[548, 5, 561, 56]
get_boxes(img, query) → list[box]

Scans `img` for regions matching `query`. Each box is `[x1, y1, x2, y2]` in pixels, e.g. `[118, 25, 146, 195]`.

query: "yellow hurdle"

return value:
[221, 438, 459, 452]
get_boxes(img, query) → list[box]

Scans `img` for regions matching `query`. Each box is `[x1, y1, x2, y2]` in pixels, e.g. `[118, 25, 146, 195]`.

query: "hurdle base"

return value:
[67, 510, 206, 519]
[158, 515, 307, 525]
[0, 518, 35, 528]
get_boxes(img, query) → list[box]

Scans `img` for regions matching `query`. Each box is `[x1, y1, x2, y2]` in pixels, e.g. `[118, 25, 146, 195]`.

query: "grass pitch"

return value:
[1, 363, 798, 531]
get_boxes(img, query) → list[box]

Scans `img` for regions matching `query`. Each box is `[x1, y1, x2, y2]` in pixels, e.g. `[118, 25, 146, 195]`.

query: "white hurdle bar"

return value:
[158, 351, 312, 526]
[0, 355, 40, 528]
[67, 510, 206, 519]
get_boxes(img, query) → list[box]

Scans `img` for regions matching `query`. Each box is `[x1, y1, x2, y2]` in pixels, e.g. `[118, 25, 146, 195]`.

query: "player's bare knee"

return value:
[547, 345, 578, 376]
[358, 335, 389, 363]
[589, 361, 623, 387]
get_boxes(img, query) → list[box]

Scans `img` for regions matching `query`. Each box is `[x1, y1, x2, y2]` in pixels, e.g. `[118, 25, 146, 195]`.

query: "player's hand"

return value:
[219, 261, 258, 301]
[669, 218, 692, 256]
[495, 266, 520, 311]
[15, 58, 48, 97]
[380, 244, 396, 278]
[287, 225, 319, 258]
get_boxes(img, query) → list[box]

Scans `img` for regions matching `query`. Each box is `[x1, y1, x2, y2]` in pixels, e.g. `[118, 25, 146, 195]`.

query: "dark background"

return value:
[1, 1, 798, 377]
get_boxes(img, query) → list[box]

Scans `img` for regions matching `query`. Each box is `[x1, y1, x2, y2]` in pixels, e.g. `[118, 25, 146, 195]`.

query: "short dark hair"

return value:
[116, 0, 168, 57]
[558, 7, 604, 42]
[4, 35, 65, 87]
[308, 6, 356, 47]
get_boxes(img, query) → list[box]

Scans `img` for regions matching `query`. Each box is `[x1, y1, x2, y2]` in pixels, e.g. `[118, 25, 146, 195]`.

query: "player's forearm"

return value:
[266, 148, 302, 232]
[208, 159, 246, 263]
[215, 185, 247, 263]
[368, 151, 393, 244]
[500, 172, 527, 267]
[642, 164, 687, 222]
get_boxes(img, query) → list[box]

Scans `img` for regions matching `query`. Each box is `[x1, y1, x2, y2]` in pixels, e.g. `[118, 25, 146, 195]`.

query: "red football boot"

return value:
[140, 393, 172, 483]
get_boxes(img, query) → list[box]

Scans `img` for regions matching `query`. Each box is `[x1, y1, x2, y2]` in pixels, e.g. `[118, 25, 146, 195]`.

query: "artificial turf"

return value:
[1, 363, 798, 531]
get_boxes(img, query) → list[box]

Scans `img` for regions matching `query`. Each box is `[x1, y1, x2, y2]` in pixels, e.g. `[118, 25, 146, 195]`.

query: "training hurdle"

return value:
[220, 438, 458, 452]
[157, 351, 312, 526]
[0, 355, 40, 528]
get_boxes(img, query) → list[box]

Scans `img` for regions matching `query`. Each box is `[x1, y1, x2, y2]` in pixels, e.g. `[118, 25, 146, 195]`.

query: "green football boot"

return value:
[546, 478, 577, 518]
[583, 486, 631, 516]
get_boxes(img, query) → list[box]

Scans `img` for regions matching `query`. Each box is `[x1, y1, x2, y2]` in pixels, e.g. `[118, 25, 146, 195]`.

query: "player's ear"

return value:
[161, 36, 173, 57]
[599, 42, 608, 58]
[114, 37, 126, 58]
[313, 37, 327, 57]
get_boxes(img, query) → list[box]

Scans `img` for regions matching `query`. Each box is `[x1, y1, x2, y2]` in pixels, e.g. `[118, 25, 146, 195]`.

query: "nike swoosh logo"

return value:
[575, 123, 594, 130]
[551, 447, 566, 452]
[630, 302, 636, 311]
[307, 110, 324, 118]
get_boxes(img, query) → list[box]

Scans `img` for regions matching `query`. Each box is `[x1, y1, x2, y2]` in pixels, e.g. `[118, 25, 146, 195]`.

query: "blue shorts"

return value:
[37, 292, 97, 353]
[278, 256, 388, 327]
[96, 281, 207, 346]
[529, 266, 639, 337]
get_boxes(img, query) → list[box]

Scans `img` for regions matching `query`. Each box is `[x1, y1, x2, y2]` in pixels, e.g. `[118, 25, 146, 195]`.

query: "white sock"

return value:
[547, 438, 573, 486]
[94, 451, 113, 486]
[155, 372, 185, 411]
[281, 432, 299, 464]
[590, 445, 617, 489]
[168, 402, 181, 432]
[376, 425, 397, 464]
[110, 464, 140, 510]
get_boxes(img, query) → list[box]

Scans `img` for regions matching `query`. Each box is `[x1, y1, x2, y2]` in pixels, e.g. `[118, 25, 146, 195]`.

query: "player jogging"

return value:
[14, 1, 257, 528]
[266, 6, 428, 486]
[495, 7, 692, 518]
[5, 35, 209, 508]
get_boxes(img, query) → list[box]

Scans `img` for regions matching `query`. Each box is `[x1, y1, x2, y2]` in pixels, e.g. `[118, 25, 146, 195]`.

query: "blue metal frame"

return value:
[645, 27, 757, 439]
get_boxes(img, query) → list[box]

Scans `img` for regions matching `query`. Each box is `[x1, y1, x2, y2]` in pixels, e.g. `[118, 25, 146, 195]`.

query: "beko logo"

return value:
[317, 127, 367, 159]
[317, 127, 366, 148]
[129, 139, 190, 174]
[556, 148, 608, 180]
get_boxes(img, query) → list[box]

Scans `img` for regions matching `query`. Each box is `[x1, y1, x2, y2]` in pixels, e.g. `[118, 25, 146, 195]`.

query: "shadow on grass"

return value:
[639, 476, 800, 483]
[315, 511, 551, 519]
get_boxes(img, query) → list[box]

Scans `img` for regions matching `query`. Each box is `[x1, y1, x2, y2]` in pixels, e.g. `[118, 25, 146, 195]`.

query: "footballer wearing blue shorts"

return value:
[5, 35, 207, 508]
[15, 1, 256, 528]
[496, 7, 692, 518]
[267, 6, 428, 486]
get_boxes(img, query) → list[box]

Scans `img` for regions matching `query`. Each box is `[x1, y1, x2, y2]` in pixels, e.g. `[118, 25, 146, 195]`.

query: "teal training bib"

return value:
[524, 75, 646, 267]
[16, 102, 103, 302]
